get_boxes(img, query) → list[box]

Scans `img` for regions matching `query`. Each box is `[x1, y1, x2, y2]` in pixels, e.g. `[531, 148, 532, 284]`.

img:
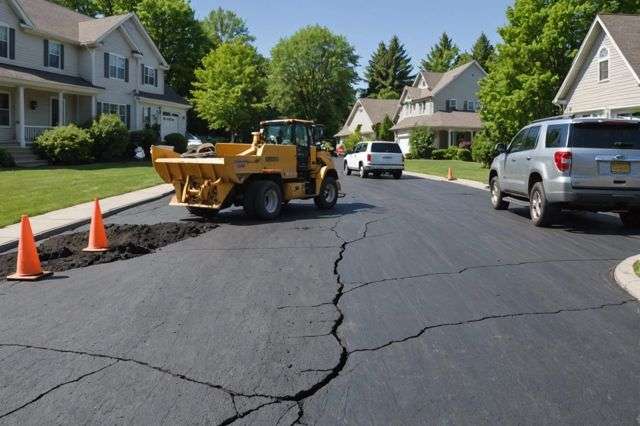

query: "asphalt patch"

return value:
[0, 223, 217, 278]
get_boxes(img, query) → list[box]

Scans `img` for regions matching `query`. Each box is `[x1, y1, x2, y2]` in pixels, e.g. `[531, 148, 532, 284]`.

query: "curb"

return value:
[614, 255, 640, 301]
[403, 170, 489, 191]
[0, 186, 174, 254]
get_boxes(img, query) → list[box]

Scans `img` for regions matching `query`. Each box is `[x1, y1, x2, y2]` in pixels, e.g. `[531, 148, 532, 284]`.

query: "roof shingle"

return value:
[0, 62, 102, 90]
[391, 111, 482, 131]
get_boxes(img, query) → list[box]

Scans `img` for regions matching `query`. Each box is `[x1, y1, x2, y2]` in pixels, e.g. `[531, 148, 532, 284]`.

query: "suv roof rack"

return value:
[529, 114, 574, 124]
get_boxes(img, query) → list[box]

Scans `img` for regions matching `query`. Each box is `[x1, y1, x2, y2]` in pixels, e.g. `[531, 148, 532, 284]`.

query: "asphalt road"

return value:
[1, 172, 639, 424]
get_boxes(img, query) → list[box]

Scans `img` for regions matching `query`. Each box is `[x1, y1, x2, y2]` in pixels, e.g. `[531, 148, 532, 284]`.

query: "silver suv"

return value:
[489, 117, 640, 227]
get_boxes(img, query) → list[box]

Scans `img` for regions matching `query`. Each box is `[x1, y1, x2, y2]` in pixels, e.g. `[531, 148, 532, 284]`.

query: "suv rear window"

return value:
[371, 143, 402, 153]
[569, 122, 640, 149]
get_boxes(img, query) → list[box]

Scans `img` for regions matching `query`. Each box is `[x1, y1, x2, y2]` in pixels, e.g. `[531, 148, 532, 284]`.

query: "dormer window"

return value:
[598, 47, 609, 81]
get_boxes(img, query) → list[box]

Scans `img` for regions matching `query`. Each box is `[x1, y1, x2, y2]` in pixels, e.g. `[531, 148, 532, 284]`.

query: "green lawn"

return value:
[405, 159, 489, 183]
[634, 260, 640, 278]
[0, 163, 162, 227]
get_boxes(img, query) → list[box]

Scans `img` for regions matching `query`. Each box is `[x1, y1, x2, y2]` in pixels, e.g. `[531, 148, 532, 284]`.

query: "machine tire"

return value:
[253, 180, 283, 220]
[187, 207, 219, 219]
[620, 210, 640, 228]
[392, 170, 402, 180]
[529, 182, 558, 227]
[243, 181, 260, 218]
[490, 176, 509, 210]
[359, 164, 368, 178]
[314, 176, 339, 210]
[343, 161, 351, 176]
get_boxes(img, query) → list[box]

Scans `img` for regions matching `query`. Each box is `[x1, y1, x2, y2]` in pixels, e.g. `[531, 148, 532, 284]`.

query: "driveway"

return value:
[1, 173, 639, 424]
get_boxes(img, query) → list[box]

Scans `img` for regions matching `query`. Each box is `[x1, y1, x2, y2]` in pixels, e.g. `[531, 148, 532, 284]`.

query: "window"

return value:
[598, 47, 609, 81]
[371, 143, 402, 153]
[143, 65, 156, 86]
[569, 122, 640, 149]
[545, 124, 569, 148]
[523, 126, 541, 150]
[48, 41, 62, 69]
[143, 107, 151, 126]
[100, 102, 129, 126]
[0, 92, 9, 126]
[0, 26, 8, 58]
[294, 124, 310, 147]
[109, 54, 126, 80]
[508, 128, 529, 153]
[446, 99, 457, 112]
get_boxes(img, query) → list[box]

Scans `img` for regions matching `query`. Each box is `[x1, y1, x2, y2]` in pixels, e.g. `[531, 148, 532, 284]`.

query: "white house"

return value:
[334, 98, 399, 144]
[554, 14, 640, 118]
[0, 0, 190, 164]
[391, 61, 485, 153]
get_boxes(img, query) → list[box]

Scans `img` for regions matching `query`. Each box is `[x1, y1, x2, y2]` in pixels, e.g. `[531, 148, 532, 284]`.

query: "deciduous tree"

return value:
[201, 8, 255, 46]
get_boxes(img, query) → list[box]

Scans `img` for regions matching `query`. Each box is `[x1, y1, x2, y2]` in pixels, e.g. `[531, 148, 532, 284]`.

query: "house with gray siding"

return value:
[391, 61, 485, 154]
[555, 14, 640, 118]
[334, 98, 399, 144]
[0, 0, 190, 164]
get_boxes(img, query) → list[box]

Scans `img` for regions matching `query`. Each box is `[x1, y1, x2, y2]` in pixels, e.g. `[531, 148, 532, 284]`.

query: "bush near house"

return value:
[471, 133, 498, 168]
[33, 125, 94, 164]
[164, 133, 188, 154]
[457, 148, 472, 162]
[343, 124, 362, 153]
[409, 126, 434, 159]
[129, 126, 160, 157]
[0, 147, 15, 167]
[89, 114, 130, 162]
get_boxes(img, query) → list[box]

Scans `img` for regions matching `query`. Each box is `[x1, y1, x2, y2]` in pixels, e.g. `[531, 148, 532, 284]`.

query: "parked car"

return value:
[489, 117, 640, 227]
[343, 141, 404, 179]
[186, 132, 202, 148]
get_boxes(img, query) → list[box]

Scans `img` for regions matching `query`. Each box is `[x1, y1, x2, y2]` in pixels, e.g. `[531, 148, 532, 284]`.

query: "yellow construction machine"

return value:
[151, 119, 341, 220]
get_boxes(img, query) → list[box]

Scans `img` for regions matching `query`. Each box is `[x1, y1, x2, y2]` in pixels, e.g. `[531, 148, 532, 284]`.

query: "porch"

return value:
[434, 129, 476, 149]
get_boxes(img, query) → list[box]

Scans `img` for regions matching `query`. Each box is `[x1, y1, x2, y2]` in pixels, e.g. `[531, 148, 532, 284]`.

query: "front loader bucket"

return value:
[150, 145, 235, 209]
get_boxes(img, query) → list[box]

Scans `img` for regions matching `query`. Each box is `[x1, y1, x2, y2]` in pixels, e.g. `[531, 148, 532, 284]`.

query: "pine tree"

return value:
[364, 36, 413, 98]
[421, 32, 460, 72]
[470, 32, 495, 70]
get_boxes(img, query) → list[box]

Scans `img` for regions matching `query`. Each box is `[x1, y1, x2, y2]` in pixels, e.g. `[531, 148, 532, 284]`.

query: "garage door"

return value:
[396, 134, 410, 154]
[161, 112, 179, 139]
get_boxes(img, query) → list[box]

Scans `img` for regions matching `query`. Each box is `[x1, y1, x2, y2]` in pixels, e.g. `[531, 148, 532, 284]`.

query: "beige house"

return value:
[391, 61, 485, 153]
[554, 14, 640, 118]
[334, 98, 399, 144]
[0, 0, 190, 164]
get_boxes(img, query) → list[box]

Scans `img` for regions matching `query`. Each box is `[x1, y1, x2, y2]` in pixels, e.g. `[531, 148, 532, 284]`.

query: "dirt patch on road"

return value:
[0, 222, 216, 278]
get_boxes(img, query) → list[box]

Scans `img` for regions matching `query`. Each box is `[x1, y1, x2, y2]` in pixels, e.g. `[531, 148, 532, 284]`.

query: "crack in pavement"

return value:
[349, 299, 637, 354]
[344, 257, 623, 294]
[0, 360, 119, 419]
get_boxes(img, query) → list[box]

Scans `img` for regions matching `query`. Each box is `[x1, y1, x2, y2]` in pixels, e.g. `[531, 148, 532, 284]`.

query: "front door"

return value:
[50, 98, 66, 126]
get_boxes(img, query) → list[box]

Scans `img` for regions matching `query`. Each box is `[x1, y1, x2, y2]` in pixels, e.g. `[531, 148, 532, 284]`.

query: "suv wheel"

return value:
[392, 170, 402, 180]
[343, 161, 351, 176]
[490, 176, 509, 210]
[529, 182, 558, 227]
[620, 210, 640, 228]
[359, 164, 368, 179]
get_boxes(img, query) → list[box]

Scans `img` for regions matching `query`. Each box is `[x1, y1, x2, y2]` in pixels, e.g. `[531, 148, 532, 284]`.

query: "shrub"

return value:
[373, 115, 394, 141]
[457, 148, 473, 162]
[409, 126, 434, 159]
[404, 152, 415, 160]
[164, 133, 188, 154]
[431, 149, 447, 160]
[343, 124, 362, 153]
[444, 145, 459, 160]
[33, 125, 93, 164]
[130, 127, 159, 157]
[0, 147, 15, 167]
[471, 132, 498, 168]
[89, 114, 129, 161]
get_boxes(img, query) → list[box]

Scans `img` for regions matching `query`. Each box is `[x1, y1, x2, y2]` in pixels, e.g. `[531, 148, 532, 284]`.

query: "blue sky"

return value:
[191, 0, 512, 83]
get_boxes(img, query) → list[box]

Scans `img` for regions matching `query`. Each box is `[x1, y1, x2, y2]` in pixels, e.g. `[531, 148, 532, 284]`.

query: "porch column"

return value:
[447, 130, 452, 147]
[17, 86, 25, 147]
[91, 95, 96, 118]
[58, 92, 64, 126]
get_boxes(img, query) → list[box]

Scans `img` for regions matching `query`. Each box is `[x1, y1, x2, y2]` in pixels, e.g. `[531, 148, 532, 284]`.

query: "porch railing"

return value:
[25, 126, 53, 143]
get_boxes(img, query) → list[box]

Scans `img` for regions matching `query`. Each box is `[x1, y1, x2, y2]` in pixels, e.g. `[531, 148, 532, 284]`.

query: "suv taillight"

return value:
[367, 153, 372, 162]
[554, 151, 572, 172]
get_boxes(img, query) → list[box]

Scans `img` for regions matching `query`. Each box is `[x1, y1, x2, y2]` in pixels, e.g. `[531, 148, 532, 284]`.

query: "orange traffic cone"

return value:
[447, 167, 457, 181]
[7, 215, 52, 281]
[83, 198, 109, 252]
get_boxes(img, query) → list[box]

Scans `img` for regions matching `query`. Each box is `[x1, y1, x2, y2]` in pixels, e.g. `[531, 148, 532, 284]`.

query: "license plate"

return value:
[611, 161, 631, 174]
[382, 156, 392, 159]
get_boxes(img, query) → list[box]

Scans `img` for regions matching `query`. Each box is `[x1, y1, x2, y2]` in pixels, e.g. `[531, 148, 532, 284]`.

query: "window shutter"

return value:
[141, 63, 145, 84]
[44, 39, 49, 66]
[154, 69, 158, 87]
[60, 44, 64, 69]
[96, 101, 102, 117]
[104, 53, 109, 78]
[9, 28, 15, 60]
[124, 58, 129, 82]
[126, 104, 131, 129]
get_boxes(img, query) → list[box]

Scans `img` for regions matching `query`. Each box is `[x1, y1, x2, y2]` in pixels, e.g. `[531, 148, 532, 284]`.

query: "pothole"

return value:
[0, 223, 217, 277]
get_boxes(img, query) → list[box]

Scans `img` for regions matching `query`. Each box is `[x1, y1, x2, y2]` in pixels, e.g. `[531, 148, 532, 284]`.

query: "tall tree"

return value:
[478, 0, 640, 148]
[421, 32, 459, 72]
[92, 0, 140, 15]
[136, 0, 211, 96]
[470, 32, 495, 70]
[365, 36, 413, 98]
[52, 0, 98, 16]
[201, 7, 255, 46]
[267, 25, 359, 136]
[192, 41, 267, 140]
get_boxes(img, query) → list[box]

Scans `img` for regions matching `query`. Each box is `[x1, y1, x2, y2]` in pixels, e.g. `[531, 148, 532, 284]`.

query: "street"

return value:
[1, 173, 639, 424]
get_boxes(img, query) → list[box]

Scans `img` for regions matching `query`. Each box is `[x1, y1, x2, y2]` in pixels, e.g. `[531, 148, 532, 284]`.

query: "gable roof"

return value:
[405, 61, 486, 103]
[334, 98, 399, 137]
[78, 14, 130, 44]
[555, 14, 640, 104]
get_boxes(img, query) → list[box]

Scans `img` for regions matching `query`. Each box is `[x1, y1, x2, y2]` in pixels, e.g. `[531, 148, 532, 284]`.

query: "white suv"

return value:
[343, 141, 404, 179]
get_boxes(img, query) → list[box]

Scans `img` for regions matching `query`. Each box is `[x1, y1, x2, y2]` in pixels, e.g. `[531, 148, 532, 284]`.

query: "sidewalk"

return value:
[404, 170, 489, 191]
[0, 184, 174, 252]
